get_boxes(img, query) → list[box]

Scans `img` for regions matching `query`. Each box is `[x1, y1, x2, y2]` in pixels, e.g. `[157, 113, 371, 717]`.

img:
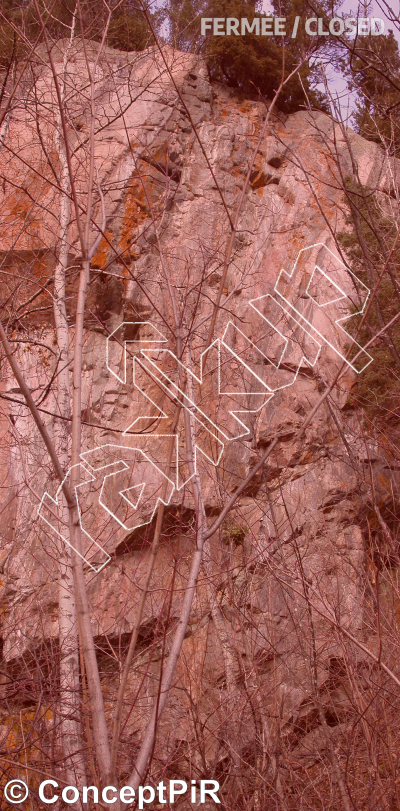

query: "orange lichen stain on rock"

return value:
[0, 708, 53, 794]
[150, 140, 171, 166]
[1, 180, 47, 251]
[91, 230, 113, 270]
[286, 234, 307, 264]
[119, 175, 149, 258]
[240, 100, 253, 115]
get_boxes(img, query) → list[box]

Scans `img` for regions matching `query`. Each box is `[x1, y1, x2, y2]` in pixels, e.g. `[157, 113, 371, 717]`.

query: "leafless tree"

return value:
[1, 4, 400, 811]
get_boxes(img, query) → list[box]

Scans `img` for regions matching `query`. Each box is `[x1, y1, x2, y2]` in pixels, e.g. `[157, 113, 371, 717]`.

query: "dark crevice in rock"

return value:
[94, 623, 165, 674]
[1, 625, 174, 707]
[268, 155, 284, 169]
[249, 169, 280, 190]
[1, 640, 60, 707]
[114, 505, 198, 556]
[92, 271, 124, 322]
[141, 154, 182, 182]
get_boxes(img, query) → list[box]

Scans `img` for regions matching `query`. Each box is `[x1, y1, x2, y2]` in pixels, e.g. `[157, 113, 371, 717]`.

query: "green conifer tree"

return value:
[166, 0, 329, 112]
[348, 29, 400, 154]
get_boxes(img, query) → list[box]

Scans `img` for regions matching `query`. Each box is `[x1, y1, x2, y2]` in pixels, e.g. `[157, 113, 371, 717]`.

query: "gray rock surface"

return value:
[0, 41, 398, 789]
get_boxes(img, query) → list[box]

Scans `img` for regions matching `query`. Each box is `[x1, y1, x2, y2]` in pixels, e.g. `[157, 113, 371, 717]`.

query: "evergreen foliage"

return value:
[0, 0, 331, 112]
[0, 0, 156, 68]
[167, 0, 206, 51]
[166, 0, 329, 112]
[348, 30, 400, 155]
[106, 3, 154, 52]
[0, 0, 28, 70]
[339, 181, 400, 425]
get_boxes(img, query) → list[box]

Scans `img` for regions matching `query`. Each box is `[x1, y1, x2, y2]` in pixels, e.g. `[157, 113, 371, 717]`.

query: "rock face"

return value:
[1, 41, 399, 804]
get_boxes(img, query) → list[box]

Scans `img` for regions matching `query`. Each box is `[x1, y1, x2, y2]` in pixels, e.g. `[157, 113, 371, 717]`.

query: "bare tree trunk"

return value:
[48, 9, 112, 784]
[54, 174, 88, 799]
[51, 20, 87, 800]
[202, 541, 245, 794]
